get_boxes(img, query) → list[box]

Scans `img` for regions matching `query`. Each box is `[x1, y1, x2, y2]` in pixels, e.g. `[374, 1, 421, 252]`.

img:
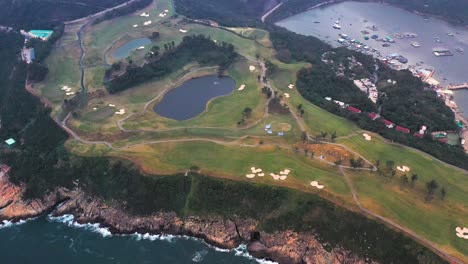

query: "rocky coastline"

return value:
[0, 176, 371, 264]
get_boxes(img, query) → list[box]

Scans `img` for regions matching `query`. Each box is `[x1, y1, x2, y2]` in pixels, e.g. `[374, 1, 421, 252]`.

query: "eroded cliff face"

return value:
[0, 177, 372, 264]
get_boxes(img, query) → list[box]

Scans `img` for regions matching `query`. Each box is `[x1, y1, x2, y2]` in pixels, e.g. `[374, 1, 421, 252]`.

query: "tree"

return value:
[331, 131, 337, 142]
[385, 160, 395, 171]
[152, 31, 160, 39]
[301, 131, 308, 143]
[440, 187, 446, 200]
[400, 174, 409, 185]
[242, 107, 252, 119]
[320, 131, 328, 139]
[425, 179, 439, 201]
[410, 174, 418, 187]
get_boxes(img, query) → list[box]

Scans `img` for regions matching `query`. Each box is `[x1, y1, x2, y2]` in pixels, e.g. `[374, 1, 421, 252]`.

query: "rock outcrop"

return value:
[0, 177, 371, 264]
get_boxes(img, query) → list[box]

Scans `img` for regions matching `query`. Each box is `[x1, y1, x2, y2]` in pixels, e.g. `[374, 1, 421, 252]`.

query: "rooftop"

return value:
[5, 138, 15, 145]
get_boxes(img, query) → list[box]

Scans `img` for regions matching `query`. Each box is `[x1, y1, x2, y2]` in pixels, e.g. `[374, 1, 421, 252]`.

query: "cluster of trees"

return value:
[0, 0, 130, 29]
[377, 65, 456, 131]
[107, 35, 237, 93]
[173, 0, 274, 27]
[92, 0, 153, 25]
[296, 64, 376, 112]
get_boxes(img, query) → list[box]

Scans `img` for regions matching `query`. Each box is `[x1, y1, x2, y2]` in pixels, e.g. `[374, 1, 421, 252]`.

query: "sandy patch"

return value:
[108, 104, 116, 107]
[133, 24, 138, 28]
[92, 107, 97, 111]
[137, 46, 145, 50]
[179, 29, 188, 33]
[288, 84, 294, 89]
[159, 13, 167, 17]
[143, 20, 152, 26]
[140, 12, 149, 17]
[310, 181, 325, 189]
[455, 227, 468, 239]
[258, 173, 265, 177]
[238, 84, 246, 91]
[115, 109, 126, 115]
[362, 133, 372, 141]
[249, 65, 256, 71]
[246, 174, 255, 178]
[397, 166, 411, 172]
[284, 93, 290, 98]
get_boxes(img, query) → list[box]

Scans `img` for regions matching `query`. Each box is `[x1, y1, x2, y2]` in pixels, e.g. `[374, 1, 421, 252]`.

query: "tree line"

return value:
[107, 34, 237, 93]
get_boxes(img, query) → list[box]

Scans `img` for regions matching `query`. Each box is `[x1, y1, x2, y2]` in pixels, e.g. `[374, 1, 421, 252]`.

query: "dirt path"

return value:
[339, 167, 464, 264]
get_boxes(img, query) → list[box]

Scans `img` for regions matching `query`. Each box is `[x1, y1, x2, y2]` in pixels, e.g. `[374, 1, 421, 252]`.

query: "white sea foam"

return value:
[192, 250, 208, 262]
[0, 218, 34, 229]
[48, 214, 112, 237]
[48, 214, 277, 263]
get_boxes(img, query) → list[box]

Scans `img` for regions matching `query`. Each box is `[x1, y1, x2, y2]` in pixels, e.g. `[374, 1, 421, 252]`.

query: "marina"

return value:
[276, 1, 468, 150]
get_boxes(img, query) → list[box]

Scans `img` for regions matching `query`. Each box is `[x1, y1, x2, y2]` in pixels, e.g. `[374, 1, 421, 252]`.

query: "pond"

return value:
[154, 75, 236, 121]
[112, 37, 151, 60]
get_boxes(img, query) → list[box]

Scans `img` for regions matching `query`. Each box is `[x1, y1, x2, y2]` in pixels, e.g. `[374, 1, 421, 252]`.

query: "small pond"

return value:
[112, 38, 151, 60]
[154, 75, 236, 121]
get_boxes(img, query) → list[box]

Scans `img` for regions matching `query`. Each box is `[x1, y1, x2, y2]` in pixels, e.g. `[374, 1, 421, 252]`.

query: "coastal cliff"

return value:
[0, 176, 370, 264]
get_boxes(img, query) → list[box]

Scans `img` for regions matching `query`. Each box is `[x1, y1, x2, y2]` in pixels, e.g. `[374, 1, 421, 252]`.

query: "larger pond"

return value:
[154, 75, 236, 121]
[276, 1, 468, 116]
[112, 37, 151, 60]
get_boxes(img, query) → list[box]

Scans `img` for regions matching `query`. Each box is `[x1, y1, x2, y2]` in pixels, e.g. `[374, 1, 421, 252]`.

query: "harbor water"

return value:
[276, 1, 468, 116]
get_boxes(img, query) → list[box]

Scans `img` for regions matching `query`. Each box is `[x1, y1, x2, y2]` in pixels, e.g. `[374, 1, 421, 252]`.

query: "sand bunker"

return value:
[140, 12, 150, 17]
[179, 29, 188, 33]
[258, 173, 265, 177]
[362, 133, 372, 141]
[397, 166, 411, 172]
[284, 93, 290, 98]
[455, 227, 468, 239]
[164, 9, 169, 12]
[133, 24, 138, 28]
[159, 13, 167, 17]
[61, 85, 72, 92]
[288, 84, 294, 89]
[238, 84, 246, 91]
[310, 181, 325, 189]
[249, 65, 256, 71]
[270, 173, 280, 180]
[92, 107, 97, 111]
[246, 174, 255, 178]
[115, 109, 126, 115]
[108, 104, 116, 107]
[137, 46, 145, 50]
[65, 92, 75, 96]
[250, 167, 263, 173]
[143, 20, 152, 26]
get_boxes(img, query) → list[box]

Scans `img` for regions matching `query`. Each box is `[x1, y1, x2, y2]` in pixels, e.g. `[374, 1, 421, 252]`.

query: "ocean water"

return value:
[276, 1, 468, 116]
[0, 215, 274, 264]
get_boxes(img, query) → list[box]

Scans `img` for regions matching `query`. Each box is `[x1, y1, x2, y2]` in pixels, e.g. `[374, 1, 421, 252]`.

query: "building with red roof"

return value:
[368, 112, 379, 120]
[382, 119, 394, 128]
[413, 132, 424, 138]
[347, 106, 362, 114]
[396, 126, 410, 134]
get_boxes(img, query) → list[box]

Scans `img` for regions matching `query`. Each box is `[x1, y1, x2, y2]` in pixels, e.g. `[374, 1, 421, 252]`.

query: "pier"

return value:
[446, 83, 468, 90]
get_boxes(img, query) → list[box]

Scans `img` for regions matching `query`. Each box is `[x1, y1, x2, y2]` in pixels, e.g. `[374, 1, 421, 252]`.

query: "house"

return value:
[347, 106, 362, 114]
[368, 112, 379, 120]
[382, 119, 394, 128]
[396, 126, 410, 134]
[413, 132, 424, 138]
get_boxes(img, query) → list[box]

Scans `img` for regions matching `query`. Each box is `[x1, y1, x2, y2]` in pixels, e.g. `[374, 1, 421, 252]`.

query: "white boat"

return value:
[333, 23, 341, 29]
[411, 42, 421, 48]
